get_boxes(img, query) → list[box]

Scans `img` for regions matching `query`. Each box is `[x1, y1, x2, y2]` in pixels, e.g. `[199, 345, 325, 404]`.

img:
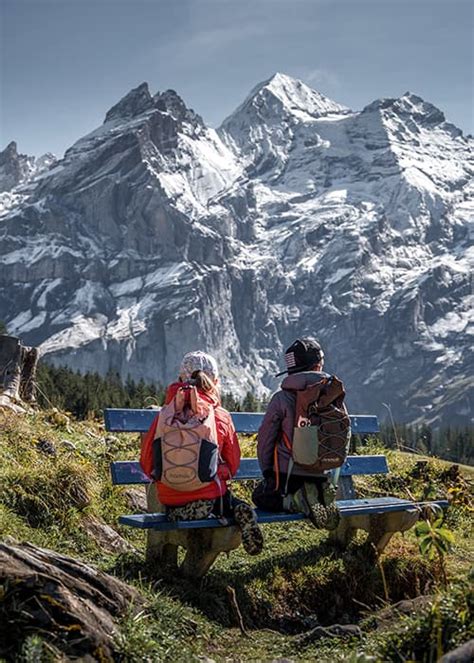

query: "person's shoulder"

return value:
[269, 388, 286, 404]
[214, 405, 233, 424]
[164, 382, 181, 403]
[263, 389, 287, 414]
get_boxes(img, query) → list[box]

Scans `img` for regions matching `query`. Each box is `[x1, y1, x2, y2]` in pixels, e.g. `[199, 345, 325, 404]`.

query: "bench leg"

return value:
[144, 478, 178, 571]
[367, 509, 419, 553]
[179, 530, 221, 578]
[178, 527, 242, 579]
[329, 508, 420, 553]
[181, 547, 220, 579]
[328, 519, 355, 548]
[146, 534, 178, 570]
[370, 531, 395, 554]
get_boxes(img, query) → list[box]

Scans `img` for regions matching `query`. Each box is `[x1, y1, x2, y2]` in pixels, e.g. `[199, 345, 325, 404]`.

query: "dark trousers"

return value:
[212, 490, 248, 517]
[166, 490, 252, 522]
[252, 473, 327, 512]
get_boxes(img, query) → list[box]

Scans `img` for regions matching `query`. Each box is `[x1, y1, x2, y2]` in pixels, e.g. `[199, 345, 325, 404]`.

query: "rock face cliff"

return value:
[0, 74, 472, 425]
[0, 141, 56, 216]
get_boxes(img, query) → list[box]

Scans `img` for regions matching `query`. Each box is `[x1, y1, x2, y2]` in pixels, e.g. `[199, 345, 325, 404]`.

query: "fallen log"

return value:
[0, 541, 142, 661]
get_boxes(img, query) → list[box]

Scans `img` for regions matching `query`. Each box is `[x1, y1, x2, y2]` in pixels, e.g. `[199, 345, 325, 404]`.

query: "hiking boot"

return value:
[234, 503, 264, 555]
[321, 481, 341, 531]
[284, 483, 329, 529]
[324, 502, 341, 531]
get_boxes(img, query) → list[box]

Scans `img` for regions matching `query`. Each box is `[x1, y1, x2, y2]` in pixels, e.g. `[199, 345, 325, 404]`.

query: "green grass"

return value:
[0, 410, 473, 661]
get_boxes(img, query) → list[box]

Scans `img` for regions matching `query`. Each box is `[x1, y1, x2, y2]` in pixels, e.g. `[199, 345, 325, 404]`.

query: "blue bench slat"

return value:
[110, 455, 389, 486]
[104, 408, 379, 435]
[118, 498, 449, 530]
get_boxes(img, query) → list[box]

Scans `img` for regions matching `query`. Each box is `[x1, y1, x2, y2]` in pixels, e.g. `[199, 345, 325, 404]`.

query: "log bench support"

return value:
[144, 478, 242, 575]
[329, 508, 420, 553]
[106, 408, 448, 578]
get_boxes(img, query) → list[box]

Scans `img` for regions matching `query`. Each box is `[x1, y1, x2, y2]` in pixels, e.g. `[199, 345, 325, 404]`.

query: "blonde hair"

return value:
[191, 369, 220, 402]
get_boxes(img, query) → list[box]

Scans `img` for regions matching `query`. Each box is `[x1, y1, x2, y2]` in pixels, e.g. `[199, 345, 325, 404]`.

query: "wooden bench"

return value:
[106, 408, 448, 577]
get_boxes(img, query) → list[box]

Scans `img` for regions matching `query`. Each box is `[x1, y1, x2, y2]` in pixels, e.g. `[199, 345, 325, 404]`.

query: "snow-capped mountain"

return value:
[0, 73, 472, 425]
[0, 141, 56, 217]
[220, 72, 349, 179]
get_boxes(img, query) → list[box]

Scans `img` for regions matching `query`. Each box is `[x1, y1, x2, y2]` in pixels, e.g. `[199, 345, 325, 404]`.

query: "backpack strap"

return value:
[284, 457, 295, 496]
[273, 431, 292, 493]
[281, 431, 293, 496]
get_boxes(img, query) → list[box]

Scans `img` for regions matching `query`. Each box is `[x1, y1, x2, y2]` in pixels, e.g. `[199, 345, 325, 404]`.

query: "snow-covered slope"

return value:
[220, 72, 349, 179]
[0, 75, 472, 425]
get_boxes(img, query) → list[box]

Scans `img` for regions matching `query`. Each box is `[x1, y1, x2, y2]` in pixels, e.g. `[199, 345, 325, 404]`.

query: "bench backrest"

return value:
[104, 408, 380, 435]
[106, 408, 381, 501]
[110, 455, 389, 487]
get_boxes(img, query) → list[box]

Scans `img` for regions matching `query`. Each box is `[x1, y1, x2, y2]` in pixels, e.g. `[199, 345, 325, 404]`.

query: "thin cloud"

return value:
[304, 68, 341, 90]
[187, 23, 267, 50]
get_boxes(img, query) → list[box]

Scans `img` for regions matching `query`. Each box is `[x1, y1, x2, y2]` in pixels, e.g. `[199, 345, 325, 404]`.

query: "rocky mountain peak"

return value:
[218, 72, 349, 177]
[0, 141, 33, 193]
[362, 92, 447, 128]
[153, 89, 204, 129]
[396, 92, 447, 126]
[104, 82, 153, 124]
[221, 72, 347, 132]
[256, 72, 348, 117]
[0, 141, 19, 161]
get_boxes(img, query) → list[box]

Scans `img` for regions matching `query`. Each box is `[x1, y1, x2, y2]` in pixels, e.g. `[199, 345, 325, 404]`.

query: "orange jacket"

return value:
[140, 382, 241, 506]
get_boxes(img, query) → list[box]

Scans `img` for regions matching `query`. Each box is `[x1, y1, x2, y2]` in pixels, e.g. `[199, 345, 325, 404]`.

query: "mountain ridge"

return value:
[0, 74, 472, 426]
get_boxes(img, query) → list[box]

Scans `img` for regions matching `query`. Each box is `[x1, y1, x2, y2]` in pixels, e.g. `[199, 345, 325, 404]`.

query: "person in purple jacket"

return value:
[252, 338, 340, 530]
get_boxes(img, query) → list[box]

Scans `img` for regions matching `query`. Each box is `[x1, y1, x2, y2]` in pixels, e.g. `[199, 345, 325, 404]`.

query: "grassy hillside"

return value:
[0, 409, 472, 662]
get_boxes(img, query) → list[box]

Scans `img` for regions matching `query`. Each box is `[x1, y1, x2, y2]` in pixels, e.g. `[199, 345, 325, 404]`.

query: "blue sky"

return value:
[1, 0, 472, 157]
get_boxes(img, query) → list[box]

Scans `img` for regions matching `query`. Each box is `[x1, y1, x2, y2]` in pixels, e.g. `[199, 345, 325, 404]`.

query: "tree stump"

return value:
[0, 335, 38, 412]
[0, 541, 142, 661]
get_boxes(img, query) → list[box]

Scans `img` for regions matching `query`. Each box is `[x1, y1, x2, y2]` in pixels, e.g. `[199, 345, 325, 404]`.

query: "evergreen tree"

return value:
[36, 362, 165, 419]
[242, 391, 259, 412]
[221, 392, 241, 411]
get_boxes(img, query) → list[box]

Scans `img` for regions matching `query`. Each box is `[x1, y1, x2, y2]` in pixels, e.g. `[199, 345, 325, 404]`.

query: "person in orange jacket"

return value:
[140, 350, 263, 555]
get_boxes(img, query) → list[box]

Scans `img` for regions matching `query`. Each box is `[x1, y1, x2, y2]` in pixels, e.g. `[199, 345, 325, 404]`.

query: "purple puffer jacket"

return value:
[257, 371, 332, 477]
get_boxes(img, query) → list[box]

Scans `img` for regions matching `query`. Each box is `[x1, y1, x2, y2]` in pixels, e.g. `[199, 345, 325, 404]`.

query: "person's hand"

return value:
[219, 463, 231, 480]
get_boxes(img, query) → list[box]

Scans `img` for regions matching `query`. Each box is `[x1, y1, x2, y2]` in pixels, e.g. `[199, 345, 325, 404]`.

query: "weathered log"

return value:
[439, 639, 474, 663]
[0, 335, 38, 412]
[81, 514, 138, 555]
[20, 344, 39, 402]
[0, 541, 142, 661]
[328, 508, 419, 553]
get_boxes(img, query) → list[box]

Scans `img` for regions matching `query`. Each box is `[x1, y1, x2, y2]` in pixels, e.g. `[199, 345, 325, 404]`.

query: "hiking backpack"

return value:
[152, 384, 220, 492]
[284, 375, 351, 478]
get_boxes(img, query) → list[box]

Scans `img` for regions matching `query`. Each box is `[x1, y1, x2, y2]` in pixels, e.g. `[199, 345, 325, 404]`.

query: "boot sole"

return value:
[234, 504, 264, 555]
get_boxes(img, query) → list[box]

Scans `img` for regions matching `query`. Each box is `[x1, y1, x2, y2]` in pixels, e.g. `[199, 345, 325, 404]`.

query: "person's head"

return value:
[179, 351, 220, 395]
[277, 337, 324, 376]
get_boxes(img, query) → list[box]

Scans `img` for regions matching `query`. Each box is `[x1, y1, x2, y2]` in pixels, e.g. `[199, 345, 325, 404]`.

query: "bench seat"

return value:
[118, 497, 449, 530]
